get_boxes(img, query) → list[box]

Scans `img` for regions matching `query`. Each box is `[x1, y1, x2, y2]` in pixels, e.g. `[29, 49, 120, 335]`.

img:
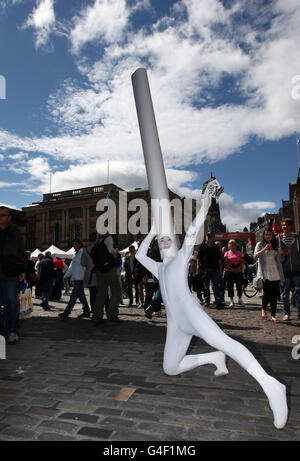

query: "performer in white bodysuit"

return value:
[136, 179, 288, 430]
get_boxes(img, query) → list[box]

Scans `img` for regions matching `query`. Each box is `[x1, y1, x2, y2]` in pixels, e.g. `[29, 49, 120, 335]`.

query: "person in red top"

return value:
[53, 256, 64, 301]
[224, 239, 245, 308]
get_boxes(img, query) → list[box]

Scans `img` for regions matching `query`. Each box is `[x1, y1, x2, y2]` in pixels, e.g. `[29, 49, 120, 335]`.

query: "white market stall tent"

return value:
[42, 245, 72, 259]
[120, 241, 138, 256]
[66, 247, 76, 257]
[30, 248, 43, 260]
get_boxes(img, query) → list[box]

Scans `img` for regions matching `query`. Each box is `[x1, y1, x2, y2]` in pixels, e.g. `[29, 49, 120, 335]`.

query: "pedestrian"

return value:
[58, 238, 90, 319]
[0, 206, 26, 344]
[38, 251, 55, 310]
[254, 226, 284, 322]
[63, 258, 71, 294]
[135, 239, 146, 308]
[215, 241, 225, 303]
[53, 256, 63, 301]
[197, 232, 224, 308]
[81, 244, 97, 313]
[277, 218, 300, 321]
[34, 253, 44, 298]
[224, 240, 245, 308]
[114, 248, 123, 304]
[124, 246, 137, 306]
[25, 250, 36, 291]
[144, 286, 163, 319]
[90, 232, 122, 324]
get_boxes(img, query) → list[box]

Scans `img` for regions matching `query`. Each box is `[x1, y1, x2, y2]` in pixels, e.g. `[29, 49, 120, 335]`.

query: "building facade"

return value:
[22, 183, 196, 251]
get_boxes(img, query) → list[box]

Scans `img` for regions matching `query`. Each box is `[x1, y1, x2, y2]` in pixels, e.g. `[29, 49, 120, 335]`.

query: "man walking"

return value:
[91, 233, 122, 324]
[197, 232, 224, 309]
[38, 251, 55, 310]
[0, 206, 26, 344]
[278, 218, 300, 321]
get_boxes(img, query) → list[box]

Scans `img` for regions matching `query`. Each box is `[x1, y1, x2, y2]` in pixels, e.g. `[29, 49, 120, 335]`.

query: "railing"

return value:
[43, 184, 118, 202]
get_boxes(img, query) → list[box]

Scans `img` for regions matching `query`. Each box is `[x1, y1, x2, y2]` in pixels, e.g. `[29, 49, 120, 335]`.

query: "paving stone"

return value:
[4, 405, 28, 414]
[137, 422, 187, 441]
[37, 432, 76, 441]
[38, 420, 79, 434]
[101, 416, 137, 429]
[123, 410, 160, 422]
[28, 406, 59, 417]
[56, 400, 96, 412]
[58, 412, 99, 423]
[110, 431, 158, 441]
[94, 407, 123, 417]
[77, 426, 113, 439]
[0, 426, 36, 440]
[2, 414, 41, 428]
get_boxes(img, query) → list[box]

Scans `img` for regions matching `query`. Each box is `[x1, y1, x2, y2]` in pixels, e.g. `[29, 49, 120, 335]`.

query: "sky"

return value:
[0, 0, 299, 231]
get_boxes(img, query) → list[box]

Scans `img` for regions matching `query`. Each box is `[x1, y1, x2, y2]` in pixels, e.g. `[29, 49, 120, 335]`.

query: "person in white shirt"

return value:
[58, 238, 90, 319]
[254, 227, 285, 322]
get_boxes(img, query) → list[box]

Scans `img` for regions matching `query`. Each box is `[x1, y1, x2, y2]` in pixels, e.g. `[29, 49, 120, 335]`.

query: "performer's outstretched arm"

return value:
[135, 223, 160, 279]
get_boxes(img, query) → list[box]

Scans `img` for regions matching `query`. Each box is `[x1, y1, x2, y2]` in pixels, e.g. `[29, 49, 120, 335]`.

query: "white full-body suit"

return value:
[136, 181, 288, 430]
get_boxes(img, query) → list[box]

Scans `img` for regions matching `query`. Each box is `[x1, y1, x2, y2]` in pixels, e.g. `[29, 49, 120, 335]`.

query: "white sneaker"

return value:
[7, 333, 19, 344]
[282, 314, 290, 321]
[229, 301, 234, 308]
[238, 299, 245, 306]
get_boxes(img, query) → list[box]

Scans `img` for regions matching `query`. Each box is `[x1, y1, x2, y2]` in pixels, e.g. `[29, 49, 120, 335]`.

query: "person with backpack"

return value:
[58, 238, 90, 319]
[90, 232, 122, 325]
[277, 218, 300, 321]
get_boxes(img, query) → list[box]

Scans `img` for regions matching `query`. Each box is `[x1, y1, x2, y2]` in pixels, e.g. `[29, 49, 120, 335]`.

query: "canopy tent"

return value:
[30, 248, 42, 260]
[120, 241, 138, 255]
[65, 247, 76, 257]
[43, 245, 71, 259]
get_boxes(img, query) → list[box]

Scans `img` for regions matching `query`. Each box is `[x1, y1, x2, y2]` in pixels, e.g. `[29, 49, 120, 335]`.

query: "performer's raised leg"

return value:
[163, 319, 228, 377]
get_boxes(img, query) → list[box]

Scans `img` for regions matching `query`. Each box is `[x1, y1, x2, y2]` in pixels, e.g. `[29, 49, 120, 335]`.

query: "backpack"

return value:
[90, 236, 115, 273]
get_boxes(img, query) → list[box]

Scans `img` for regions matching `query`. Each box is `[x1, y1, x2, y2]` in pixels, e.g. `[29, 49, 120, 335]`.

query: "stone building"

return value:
[22, 184, 189, 251]
[250, 168, 300, 240]
[278, 169, 300, 233]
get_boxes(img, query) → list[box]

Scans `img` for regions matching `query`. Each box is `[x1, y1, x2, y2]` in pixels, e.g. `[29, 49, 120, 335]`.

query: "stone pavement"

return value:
[0, 288, 300, 442]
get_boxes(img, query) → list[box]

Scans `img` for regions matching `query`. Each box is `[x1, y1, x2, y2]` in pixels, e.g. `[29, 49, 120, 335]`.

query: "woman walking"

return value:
[224, 240, 245, 308]
[58, 238, 90, 319]
[254, 227, 285, 322]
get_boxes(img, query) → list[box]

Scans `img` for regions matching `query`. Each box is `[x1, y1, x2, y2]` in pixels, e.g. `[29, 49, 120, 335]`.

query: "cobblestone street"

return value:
[0, 289, 299, 442]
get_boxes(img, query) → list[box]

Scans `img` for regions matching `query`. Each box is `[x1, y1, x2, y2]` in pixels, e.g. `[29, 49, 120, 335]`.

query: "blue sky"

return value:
[0, 0, 299, 231]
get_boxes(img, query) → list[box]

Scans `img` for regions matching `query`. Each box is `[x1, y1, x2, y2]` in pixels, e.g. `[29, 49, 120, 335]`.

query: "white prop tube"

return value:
[131, 68, 288, 429]
[132, 68, 178, 259]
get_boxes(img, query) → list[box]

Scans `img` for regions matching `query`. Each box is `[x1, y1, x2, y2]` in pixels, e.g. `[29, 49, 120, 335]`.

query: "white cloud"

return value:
[0, 181, 25, 188]
[243, 201, 276, 210]
[0, 202, 21, 210]
[219, 193, 273, 231]
[23, 0, 56, 50]
[69, 0, 130, 53]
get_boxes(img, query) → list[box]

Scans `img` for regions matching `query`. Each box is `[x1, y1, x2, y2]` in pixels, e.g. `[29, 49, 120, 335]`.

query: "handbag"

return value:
[18, 289, 34, 319]
[253, 273, 263, 290]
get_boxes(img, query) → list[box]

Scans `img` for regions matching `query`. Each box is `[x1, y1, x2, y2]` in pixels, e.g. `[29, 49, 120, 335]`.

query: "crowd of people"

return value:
[0, 203, 299, 345]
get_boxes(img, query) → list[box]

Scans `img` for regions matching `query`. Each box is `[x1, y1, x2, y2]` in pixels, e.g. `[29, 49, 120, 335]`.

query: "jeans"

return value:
[0, 277, 19, 335]
[203, 268, 222, 305]
[64, 280, 90, 315]
[150, 287, 162, 312]
[282, 271, 300, 318]
[40, 281, 53, 308]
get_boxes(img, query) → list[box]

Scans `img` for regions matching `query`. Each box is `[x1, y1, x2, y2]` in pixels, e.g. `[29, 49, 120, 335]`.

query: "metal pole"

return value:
[131, 68, 178, 259]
